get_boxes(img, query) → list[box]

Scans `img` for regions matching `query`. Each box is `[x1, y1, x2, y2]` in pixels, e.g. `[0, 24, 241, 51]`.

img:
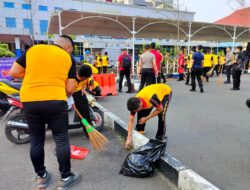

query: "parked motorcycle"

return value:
[0, 79, 21, 117]
[5, 95, 104, 144]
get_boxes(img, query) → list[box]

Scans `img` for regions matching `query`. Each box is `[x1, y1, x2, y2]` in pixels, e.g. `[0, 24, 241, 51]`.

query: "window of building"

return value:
[6, 17, 16, 28]
[23, 19, 32, 34]
[54, 7, 62, 11]
[22, 4, 31, 10]
[69, 8, 77, 11]
[38, 5, 48, 11]
[4, 2, 14, 8]
[40, 20, 48, 35]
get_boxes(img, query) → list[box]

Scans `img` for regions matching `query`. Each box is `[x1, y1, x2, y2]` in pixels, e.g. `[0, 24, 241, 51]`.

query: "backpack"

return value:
[122, 55, 131, 70]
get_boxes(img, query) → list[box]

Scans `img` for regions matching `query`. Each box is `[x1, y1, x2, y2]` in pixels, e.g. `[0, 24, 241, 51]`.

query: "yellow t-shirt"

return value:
[96, 56, 102, 67]
[187, 54, 193, 69]
[213, 54, 219, 65]
[18, 44, 74, 102]
[75, 80, 87, 92]
[219, 56, 225, 65]
[135, 84, 172, 109]
[102, 56, 109, 66]
[75, 78, 100, 92]
[203, 54, 213, 67]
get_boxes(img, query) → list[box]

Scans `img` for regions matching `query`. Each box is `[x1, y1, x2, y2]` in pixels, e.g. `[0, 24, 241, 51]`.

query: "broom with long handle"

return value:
[216, 64, 224, 86]
[73, 104, 108, 151]
[206, 65, 216, 77]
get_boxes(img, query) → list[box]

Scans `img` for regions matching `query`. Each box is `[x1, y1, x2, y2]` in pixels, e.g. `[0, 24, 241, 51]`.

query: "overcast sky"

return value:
[182, 0, 249, 22]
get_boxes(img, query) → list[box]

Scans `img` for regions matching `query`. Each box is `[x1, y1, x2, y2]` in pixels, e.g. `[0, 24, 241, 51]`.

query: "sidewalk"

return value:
[0, 121, 176, 190]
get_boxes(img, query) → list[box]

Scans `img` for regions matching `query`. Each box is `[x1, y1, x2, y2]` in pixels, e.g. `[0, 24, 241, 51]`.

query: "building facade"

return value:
[0, 0, 194, 57]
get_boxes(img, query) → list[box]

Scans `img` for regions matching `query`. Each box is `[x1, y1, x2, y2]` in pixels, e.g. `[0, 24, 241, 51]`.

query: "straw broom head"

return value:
[74, 105, 108, 151]
[216, 65, 224, 86]
[216, 74, 223, 86]
[84, 120, 108, 151]
[206, 67, 214, 77]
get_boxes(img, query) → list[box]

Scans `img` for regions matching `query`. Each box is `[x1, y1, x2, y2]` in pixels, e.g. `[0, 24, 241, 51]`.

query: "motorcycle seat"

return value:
[0, 79, 21, 90]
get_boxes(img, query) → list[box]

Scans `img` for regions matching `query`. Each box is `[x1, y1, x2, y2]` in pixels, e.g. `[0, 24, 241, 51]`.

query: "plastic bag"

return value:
[120, 139, 166, 178]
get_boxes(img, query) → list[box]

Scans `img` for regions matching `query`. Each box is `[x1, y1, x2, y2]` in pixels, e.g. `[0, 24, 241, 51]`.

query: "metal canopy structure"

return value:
[48, 11, 250, 41]
[48, 10, 250, 70]
[0, 34, 32, 44]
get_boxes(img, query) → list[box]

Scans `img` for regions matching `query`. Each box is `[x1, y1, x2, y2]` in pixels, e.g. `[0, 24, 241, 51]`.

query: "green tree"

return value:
[0, 43, 15, 58]
[73, 44, 80, 56]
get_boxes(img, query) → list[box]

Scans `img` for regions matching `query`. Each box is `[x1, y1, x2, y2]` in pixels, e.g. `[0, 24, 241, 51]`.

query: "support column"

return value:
[58, 11, 62, 35]
[187, 22, 192, 55]
[232, 26, 237, 51]
[15, 36, 21, 57]
[132, 17, 136, 75]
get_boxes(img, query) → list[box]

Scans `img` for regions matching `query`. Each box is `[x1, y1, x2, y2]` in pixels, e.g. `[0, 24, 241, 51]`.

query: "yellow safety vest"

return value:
[102, 56, 109, 66]
[203, 54, 213, 67]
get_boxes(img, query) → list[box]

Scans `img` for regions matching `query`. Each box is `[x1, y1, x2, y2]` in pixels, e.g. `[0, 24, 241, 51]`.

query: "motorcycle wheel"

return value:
[5, 114, 30, 144]
[91, 107, 104, 132]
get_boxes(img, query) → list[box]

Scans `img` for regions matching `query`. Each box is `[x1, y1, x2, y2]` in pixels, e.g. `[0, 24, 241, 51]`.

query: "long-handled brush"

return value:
[73, 105, 108, 151]
[206, 66, 215, 77]
[216, 65, 224, 86]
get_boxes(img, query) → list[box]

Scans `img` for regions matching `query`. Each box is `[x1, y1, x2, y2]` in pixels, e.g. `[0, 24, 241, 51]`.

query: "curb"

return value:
[93, 101, 220, 190]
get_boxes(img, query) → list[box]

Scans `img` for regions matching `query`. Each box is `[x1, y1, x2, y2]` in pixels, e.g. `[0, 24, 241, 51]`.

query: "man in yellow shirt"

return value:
[203, 48, 213, 82]
[102, 52, 109, 74]
[125, 84, 172, 149]
[73, 64, 92, 136]
[96, 52, 103, 73]
[9, 35, 80, 189]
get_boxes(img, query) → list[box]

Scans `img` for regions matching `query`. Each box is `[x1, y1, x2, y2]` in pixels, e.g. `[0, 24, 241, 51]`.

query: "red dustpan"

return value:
[70, 145, 90, 160]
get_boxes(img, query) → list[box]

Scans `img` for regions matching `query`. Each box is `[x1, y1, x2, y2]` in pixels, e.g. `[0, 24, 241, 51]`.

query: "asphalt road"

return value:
[0, 122, 176, 190]
[98, 74, 250, 190]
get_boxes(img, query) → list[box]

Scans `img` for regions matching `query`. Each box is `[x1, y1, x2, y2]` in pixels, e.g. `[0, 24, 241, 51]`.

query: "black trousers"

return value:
[102, 66, 108, 74]
[23, 101, 71, 179]
[178, 73, 184, 80]
[139, 68, 154, 91]
[151, 74, 161, 84]
[160, 68, 166, 83]
[203, 67, 211, 82]
[97, 67, 102, 74]
[185, 69, 191, 84]
[93, 86, 102, 96]
[135, 94, 171, 139]
[191, 68, 203, 90]
[225, 65, 232, 82]
[72, 90, 91, 135]
[232, 69, 242, 89]
[119, 70, 131, 92]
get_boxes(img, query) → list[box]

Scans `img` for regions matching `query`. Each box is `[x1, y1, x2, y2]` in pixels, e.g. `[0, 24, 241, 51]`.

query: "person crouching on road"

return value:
[73, 64, 93, 136]
[83, 78, 102, 96]
[125, 84, 172, 149]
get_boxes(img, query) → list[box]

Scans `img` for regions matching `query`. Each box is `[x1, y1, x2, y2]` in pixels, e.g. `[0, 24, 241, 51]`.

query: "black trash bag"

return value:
[120, 139, 166, 178]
